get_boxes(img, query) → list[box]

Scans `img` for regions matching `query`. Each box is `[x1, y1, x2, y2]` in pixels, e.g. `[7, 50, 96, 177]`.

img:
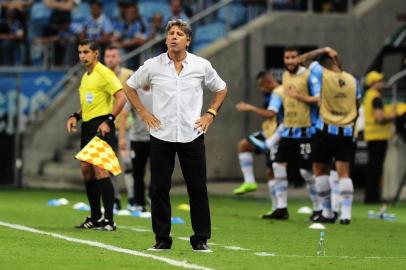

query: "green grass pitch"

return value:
[0, 189, 405, 270]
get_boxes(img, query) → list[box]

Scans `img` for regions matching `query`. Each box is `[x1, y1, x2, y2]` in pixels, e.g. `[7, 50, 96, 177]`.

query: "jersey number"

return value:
[300, 143, 311, 155]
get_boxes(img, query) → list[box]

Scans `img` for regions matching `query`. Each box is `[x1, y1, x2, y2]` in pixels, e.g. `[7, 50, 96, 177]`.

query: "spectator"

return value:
[147, 13, 165, 41]
[0, 0, 32, 65]
[165, 0, 189, 24]
[113, 3, 147, 69]
[0, 7, 24, 65]
[42, 0, 74, 37]
[112, 0, 131, 32]
[38, 0, 77, 66]
[75, 0, 113, 55]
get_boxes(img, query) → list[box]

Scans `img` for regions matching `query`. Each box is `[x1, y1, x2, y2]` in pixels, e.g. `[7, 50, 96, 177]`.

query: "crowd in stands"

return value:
[0, 0, 355, 68]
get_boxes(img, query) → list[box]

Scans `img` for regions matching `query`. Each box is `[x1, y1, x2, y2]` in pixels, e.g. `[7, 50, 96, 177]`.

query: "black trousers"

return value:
[150, 135, 210, 245]
[130, 141, 150, 207]
[365, 140, 388, 203]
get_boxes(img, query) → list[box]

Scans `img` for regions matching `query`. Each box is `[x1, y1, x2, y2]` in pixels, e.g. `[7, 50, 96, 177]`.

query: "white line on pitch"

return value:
[119, 225, 152, 232]
[0, 221, 214, 270]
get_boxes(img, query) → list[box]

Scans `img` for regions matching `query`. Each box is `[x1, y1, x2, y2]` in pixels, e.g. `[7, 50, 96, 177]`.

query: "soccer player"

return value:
[66, 39, 126, 231]
[124, 19, 227, 252]
[301, 47, 361, 224]
[104, 45, 134, 211]
[261, 47, 321, 220]
[232, 71, 281, 196]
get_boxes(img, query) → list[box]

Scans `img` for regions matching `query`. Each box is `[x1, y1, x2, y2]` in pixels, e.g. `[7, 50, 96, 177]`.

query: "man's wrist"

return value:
[206, 108, 217, 118]
[104, 114, 115, 125]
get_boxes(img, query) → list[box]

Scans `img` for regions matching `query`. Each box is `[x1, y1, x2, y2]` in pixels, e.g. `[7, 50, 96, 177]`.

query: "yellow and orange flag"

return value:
[75, 136, 121, 176]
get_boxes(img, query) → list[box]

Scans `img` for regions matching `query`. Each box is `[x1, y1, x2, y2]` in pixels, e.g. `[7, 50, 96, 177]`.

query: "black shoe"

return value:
[192, 242, 213, 253]
[147, 242, 171, 251]
[75, 216, 101, 229]
[333, 211, 339, 222]
[261, 208, 289, 220]
[114, 198, 122, 211]
[309, 210, 322, 222]
[339, 219, 351, 225]
[95, 219, 116, 231]
[312, 214, 336, 224]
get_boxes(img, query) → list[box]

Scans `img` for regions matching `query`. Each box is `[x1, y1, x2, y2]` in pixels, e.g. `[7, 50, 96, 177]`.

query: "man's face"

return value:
[152, 13, 163, 29]
[165, 25, 190, 53]
[257, 77, 274, 94]
[374, 80, 385, 91]
[90, 3, 102, 18]
[284, 50, 300, 73]
[104, 49, 121, 70]
[78, 44, 98, 67]
[126, 6, 138, 22]
[171, 0, 182, 14]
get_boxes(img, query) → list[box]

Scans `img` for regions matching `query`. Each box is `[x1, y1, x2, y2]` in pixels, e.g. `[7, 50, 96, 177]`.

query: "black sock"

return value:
[84, 179, 101, 220]
[98, 177, 115, 221]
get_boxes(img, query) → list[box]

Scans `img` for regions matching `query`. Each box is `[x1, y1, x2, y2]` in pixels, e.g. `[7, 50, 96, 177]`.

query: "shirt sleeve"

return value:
[372, 97, 384, 109]
[203, 60, 226, 92]
[103, 17, 114, 35]
[308, 61, 323, 97]
[106, 71, 123, 95]
[267, 92, 282, 113]
[126, 64, 150, 91]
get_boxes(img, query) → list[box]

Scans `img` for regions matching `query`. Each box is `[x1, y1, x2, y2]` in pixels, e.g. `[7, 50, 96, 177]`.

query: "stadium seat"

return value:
[217, 3, 247, 28]
[72, 3, 91, 23]
[103, 0, 119, 19]
[192, 21, 227, 52]
[138, 2, 172, 22]
[30, 2, 51, 25]
[138, 0, 169, 3]
[29, 2, 51, 39]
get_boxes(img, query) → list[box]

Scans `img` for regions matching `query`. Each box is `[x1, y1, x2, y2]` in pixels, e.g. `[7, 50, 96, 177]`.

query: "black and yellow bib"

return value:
[319, 69, 357, 126]
[281, 70, 311, 128]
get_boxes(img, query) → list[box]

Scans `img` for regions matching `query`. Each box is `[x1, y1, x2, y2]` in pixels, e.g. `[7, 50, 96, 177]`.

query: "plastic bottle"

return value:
[317, 231, 326, 256]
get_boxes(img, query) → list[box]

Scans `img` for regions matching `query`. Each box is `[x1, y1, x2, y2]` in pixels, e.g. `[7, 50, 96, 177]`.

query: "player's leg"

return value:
[261, 155, 277, 218]
[298, 138, 321, 220]
[312, 132, 335, 222]
[94, 166, 116, 231]
[76, 161, 102, 229]
[329, 169, 340, 219]
[131, 141, 150, 212]
[233, 134, 262, 195]
[335, 136, 356, 225]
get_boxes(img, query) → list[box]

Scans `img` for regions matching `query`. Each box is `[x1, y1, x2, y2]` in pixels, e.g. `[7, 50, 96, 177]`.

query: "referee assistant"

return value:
[66, 39, 126, 231]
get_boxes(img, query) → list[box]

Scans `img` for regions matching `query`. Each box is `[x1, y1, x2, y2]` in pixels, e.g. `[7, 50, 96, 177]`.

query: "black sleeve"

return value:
[372, 97, 384, 109]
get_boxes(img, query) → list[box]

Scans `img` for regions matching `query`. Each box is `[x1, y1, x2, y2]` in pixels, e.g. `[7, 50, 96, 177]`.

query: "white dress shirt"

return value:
[126, 52, 226, 143]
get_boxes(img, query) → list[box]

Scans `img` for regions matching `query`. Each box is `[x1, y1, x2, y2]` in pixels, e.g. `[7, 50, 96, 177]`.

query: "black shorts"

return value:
[246, 131, 273, 169]
[81, 115, 117, 150]
[312, 130, 356, 164]
[275, 137, 312, 170]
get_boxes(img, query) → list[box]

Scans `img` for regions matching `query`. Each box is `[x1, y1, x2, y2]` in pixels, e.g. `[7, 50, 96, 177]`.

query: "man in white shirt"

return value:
[124, 19, 227, 252]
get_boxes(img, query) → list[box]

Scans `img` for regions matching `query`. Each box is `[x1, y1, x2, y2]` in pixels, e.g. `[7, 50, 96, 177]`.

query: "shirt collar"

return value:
[296, 66, 306, 75]
[165, 51, 190, 65]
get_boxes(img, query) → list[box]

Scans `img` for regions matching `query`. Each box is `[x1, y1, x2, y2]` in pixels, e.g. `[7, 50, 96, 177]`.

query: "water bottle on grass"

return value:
[317, 231, 326, 256]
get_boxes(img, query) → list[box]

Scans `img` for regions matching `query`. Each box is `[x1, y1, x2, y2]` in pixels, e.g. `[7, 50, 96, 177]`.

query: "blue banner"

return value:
[0, 71, 64, 134]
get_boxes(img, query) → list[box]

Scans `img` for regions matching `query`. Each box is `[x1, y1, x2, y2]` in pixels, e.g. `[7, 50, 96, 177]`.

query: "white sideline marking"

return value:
[119, 225, 152, 232]
[255, 252, 276, 257]
[224, 246, 250, 251]
[0, 221, 214, 270]
[72, 225, 406, 261]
